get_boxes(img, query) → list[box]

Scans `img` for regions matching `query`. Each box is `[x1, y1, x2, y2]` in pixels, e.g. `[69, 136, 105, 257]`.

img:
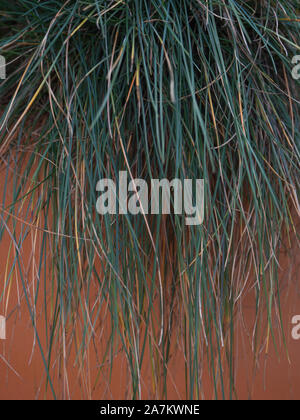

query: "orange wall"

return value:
[0, 173, 299, 400]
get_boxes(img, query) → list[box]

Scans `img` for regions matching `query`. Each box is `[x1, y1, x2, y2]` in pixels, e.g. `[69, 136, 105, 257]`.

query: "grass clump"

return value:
[0, 0, 299, 399]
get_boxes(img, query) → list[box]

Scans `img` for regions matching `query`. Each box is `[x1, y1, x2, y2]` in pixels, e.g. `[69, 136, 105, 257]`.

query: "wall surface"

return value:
[0, 171, 299, 400]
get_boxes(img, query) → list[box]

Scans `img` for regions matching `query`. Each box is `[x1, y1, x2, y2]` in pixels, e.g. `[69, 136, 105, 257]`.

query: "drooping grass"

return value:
[0, 0, 299, 400]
